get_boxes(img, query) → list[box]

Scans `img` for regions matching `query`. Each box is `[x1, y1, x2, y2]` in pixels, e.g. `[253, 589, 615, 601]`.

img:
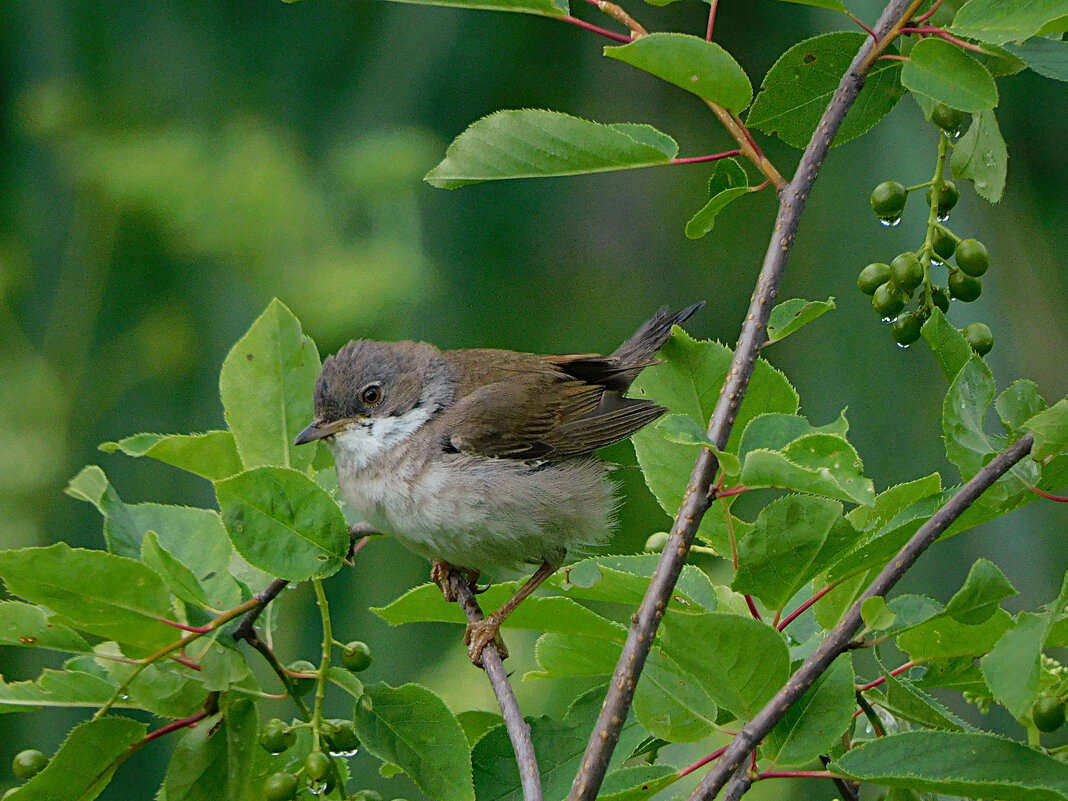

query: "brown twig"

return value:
[564, 3, 922, 800]
[449, 571, 543, 801]
[687, 434, 1034, 801]
[232, 577, 289, 642]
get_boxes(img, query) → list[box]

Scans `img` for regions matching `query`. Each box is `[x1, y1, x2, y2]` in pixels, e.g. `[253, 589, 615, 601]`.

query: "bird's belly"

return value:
[336, 454, 616, 571]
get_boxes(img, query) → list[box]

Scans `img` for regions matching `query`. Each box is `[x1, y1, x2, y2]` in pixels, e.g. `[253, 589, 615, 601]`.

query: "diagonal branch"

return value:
[566, 2, 920, 799]
[687, 433, 1035, 801]
[449, 571, 543, 801]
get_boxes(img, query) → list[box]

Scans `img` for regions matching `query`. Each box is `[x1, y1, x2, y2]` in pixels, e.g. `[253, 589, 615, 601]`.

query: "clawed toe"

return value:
[464, 619, 509, 666]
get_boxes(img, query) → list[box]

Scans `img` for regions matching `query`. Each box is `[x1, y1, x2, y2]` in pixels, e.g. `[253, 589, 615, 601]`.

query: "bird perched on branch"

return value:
[295, 302, 703, 664]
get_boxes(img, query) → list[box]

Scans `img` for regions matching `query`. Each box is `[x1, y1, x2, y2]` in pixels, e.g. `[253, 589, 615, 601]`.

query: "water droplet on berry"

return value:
[879, 215, 902, 228]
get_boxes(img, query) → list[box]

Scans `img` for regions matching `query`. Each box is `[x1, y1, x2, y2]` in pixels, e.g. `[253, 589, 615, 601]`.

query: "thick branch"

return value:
[688, 434, 1034, 801]
[566, 3, 921, 799]
[449, 571, 543, 801]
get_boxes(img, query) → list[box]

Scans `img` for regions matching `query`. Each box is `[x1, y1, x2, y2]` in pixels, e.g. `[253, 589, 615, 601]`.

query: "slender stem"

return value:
[1031, 485, 1068, 502]
[855, 691, 886, 737]
[776, 579, 843, 631]
[449, 571, 543, 801]
[563, 15, 631, 42]
[591, 0, 647, 37]
[678, 745, 728, 778]
[845, 11, 877, 39]
[673, 150, 743, 165]
[715, 484, 750, 499]
[759, 771, 835, 780]
[232, 578, 290, 642]
[704, 101, 786, 190]
[312, 579, 332, 752]
[902, 26, 988, 53]
[245, 631, 313, 720]
[916, 0, 941, 21]
[142, 694, 219, 745]
[744, 596, 763, 621]
[859, 0, 927, 73]
[705, 0, 719, 41]
[687, 434, 1034, 801]
[857, 659, 918, 692]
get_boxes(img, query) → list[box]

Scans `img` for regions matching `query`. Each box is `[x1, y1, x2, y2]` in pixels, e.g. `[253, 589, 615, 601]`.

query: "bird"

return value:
[294, 302, 703, 664]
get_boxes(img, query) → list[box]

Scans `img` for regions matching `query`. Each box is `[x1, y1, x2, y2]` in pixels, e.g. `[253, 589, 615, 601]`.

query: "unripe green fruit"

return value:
[948, 271, 982, 302]
[870, 181, 907, 219]
[890, 252, 923, 291]
[932, 287, 951, 313]
[956, 238, 989, 276]
[891, 312, 924, 346]
[1033, 696, 1066, 732]
[963, 322, 994, 356]
[342, 641, 373, 672]
[931, 103, 965, 133]
[304, 751, 332, 782]
[644, 532, 669, 552]
[931, 226, 956, 260]
[873, 283, 908, 318]
[858, 263, 891, 295]
[263, 773, 299, 801]
[12, 749, 48, 781]
[259, 719, 296, 754]
[286, 660, 318, 697]
[926, 181, 960, 215]
[323, 719, 360, 753]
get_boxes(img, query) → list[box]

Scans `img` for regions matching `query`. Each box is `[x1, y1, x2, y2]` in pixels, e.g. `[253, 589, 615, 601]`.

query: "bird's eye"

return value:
[360, 384, 383, 405]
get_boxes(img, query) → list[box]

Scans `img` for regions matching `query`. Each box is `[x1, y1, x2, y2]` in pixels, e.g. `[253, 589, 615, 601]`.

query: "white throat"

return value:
[327, 406, 433, 473]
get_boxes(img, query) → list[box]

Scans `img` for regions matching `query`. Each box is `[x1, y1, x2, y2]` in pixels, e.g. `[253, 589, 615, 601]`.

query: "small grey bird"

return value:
[294, 303, 702, 664]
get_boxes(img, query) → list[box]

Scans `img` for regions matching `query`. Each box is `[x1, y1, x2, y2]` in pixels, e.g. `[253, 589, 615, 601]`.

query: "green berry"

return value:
[932, 287, 951, 313]
[323, 719, 360, 753]
[259, 719, 296, 754]
[644, 532, 669, 552]
[963, 322, 994, 356]
[873, 283, 908, 318]
[304, 751, 332, 782]
[931, 226, 956, 260]
[891, 312, 925, 346]
[857, 263, 891, 295]
[1033, 696, 1066, 732]
[890, 252, 923, 291]
[931, 103, 965, 133]
[870, 181, 907, 219]
[12, 749, 48, 781]
[948, 271, 982, 302]
[956, 238, 989, 276]
[342, 641, 374, 672]
[263, 773, 299, 801]
[286, 660, 318, 697]
[926, 181, 960, 215]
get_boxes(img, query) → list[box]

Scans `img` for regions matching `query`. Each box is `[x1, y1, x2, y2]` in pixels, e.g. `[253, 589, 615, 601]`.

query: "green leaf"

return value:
[897, 608, 1013, 660]
[633, 649, 718, 742]
[141, 530, 210, 608]
[733, 495, 854, 612]
[747, 32, 904, 149]
[921, 308, 972, 382]
[1023, 398, 1068, 462]
[901, 38, 999, 112]
[0, 543, 180, 653]
[0, 601, 91, 653]
[661, 612, 789, 721]
[685, 157, 750, 239]
[740, 433, 875, 506]
[1006, 37, 1068, 82]
[375, 0, 567, 17]
[0, 668, 126, 712]
[846, 472, 942, 534]
[656, 414, 713, 448]
[833, 730, 1068, 800]
[737, 411, 850, 458]
[952, 0, 1068, 44]
[552, 554, 718, 611]
[3, 717, 147, 801]
[373, 581, 626, 641]
[65, 465, 144, 558]
[765, 297, 836, 343]
[943, 355, 999, 479]
[630, 329, 798, 542]
[164, 699, 259, 801]
[996, 380, 1048, 433]
[326, 666, 365, 699]
[458, 711, 504, 747]
[764, 654, 854, 767]
[773, 0, 847, 11]
[356, 683, 474, 801]
[878, 668, 971, 731]
[215, 466, 350, 581]
[425, 110, 678, 189]
[219, 298, 321, 472]
[604, 34, 753, 110]
[99, 430, 243, 480]
[943, 558, 1017, 624]
[950, 109, 1007, 202]
[861, 596, 897, 630]
[600, 764, 678, 801]
[526, 633, 622, 680]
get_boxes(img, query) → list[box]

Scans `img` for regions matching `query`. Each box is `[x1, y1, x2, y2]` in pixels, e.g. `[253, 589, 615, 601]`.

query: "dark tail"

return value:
[612, 301, 704, 367]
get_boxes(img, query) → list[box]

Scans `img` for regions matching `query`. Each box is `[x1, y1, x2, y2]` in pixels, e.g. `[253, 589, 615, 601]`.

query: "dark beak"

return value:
[294, 418, 351, 445]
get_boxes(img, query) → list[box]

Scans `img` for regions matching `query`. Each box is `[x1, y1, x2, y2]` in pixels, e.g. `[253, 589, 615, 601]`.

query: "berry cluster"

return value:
[859, 103, 994, 355]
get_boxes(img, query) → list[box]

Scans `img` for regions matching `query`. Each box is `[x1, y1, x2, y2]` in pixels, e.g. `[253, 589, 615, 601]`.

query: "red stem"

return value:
[845, 11, 877, 40]
[142, 707, 212, 745]
[715, 484, 750, 499]
[878, 54, 910, 61]
[673, 149, 743, 165]
[901, 26, 986, 53]
[1031, 485, 1068, 503]
[915, 0, 942, 22]
[706, 0, 719, 41]
[564, 15, 631, 42]
[171, 656, 202, 671]
[857, 659, 918, 692]
[776, 580, 842, 631]
[678, 745, 728, 778]
[154, 617, 212, 634]
[745, 595, 763, 621]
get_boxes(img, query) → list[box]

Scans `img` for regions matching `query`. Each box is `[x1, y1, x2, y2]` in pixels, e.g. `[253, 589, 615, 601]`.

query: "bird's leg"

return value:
[465, 560, 557, 666]
[431, 560, 479, 603]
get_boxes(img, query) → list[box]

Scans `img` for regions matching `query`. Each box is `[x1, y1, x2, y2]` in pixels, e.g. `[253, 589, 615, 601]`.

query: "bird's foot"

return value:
[464, 617, 509, 667]
[431, 561, 480, 603]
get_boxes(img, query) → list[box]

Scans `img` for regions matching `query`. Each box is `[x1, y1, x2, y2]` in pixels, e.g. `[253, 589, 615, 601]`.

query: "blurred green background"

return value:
[1, 0, 1067, 798]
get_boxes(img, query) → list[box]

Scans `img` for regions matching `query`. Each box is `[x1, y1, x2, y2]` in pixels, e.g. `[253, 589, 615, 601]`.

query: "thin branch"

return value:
[1031, 485, 1068, 502]
[563, 15, 632, 42]
[565, 3, 917, 800]
[758, 770, 835, 780]
[776, 579, 842, 631]
[589, 0, 647, 37]
[232, 578, 289, 642]
[705, 0, 719, 42]
[673, 150, 743, 165]
[687, 433, 1034, 801]
[142, 694, 219, 745]
[822, 755, 860, 801]
[449, 571, 543, 801]
[857, 659, 918, 692]
[678, 745, 728, 779]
